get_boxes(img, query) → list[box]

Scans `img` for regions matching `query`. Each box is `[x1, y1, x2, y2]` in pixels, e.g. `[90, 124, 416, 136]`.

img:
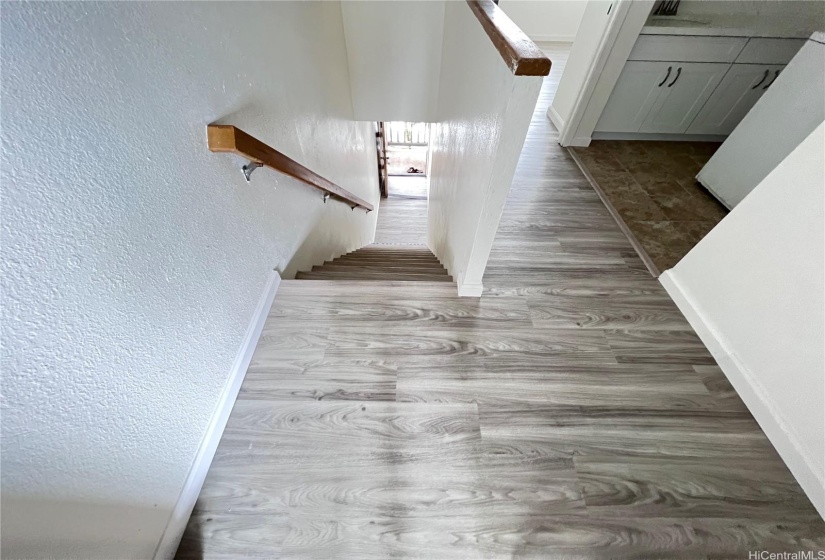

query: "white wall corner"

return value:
[152, 271, 281, 559]
[659, 270, 825, 520]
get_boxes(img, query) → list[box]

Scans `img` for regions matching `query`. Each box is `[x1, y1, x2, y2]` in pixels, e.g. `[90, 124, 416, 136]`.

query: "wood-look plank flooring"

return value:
[176, 43, 824, 559]
[373, 176, 428, 245]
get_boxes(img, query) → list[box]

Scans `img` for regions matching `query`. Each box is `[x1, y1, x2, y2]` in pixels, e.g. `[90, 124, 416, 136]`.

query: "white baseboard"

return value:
[457, 279, 484, 297]
[568, 136, 592, 147]
[547, 105, 565, 132]
[660, 271, 825, 520]
[152, 271, 282, 559]
[592, 131, 728, 142]
[530, 35, 575, 43]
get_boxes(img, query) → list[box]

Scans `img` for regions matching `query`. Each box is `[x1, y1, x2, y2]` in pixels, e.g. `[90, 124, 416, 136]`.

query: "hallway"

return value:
[176, 43, 825, 559]
[373, 176, 429, 245]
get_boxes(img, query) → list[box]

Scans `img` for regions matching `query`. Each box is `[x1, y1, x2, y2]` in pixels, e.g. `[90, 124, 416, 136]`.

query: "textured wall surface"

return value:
[1, 2, 377, 558]
[341, 1, 446, 122]
[498, 0, 586, 42]
[428, 1, 541, 296]
[662, 122, 825, 518]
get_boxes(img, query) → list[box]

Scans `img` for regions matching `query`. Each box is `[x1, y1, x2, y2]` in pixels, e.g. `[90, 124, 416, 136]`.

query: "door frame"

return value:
[555, 0, 655, 147]
[375, 122, 389, 198]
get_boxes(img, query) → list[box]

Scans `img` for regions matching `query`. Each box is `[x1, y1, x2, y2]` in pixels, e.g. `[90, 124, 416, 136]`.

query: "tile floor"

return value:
[571, 141, 728, 274]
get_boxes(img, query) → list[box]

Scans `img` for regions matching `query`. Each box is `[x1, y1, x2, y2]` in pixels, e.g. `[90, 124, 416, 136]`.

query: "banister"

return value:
[207, 124, 374, 212]
[465, 0, 552, 77]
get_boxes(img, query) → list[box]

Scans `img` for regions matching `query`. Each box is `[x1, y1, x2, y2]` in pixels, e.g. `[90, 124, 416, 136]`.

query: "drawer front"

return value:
[735, 38, 805, 64]
[629, 35, 748, 63]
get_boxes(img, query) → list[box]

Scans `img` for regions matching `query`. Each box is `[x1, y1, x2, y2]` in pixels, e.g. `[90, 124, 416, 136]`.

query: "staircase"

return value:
[295, 244, 452, 282]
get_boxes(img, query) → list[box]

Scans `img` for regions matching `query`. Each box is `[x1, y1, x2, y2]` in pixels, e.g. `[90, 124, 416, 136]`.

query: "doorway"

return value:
[374, 121, 431, 245]
[379, 121, 430, 200]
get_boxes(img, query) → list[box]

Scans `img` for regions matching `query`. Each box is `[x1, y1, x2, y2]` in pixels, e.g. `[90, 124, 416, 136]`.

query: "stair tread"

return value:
[296, 272, 453, 282]
[315, 264, 448, 274]
[298, 244, 451, 284]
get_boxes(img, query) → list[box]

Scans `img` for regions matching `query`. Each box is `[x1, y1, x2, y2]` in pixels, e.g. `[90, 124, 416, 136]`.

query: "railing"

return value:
[385, 122, 430, 146]
[465, 0, 552, 76]
[207, 125, 374, 212]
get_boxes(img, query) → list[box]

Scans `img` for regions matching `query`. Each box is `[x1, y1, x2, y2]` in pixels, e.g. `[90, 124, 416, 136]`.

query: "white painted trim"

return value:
[592, 131, 728, 142]
[660, 270, 825, 520]
[152, 271, 282, 559]
[530, 35, 575, 43]
[457, 280, 484, 297]
[559, 0, 656, 147]
[569, 136, 592, 147]
[547, 104, 565, 132]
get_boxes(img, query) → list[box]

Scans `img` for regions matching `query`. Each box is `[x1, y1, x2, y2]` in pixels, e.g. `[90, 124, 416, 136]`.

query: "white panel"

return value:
[640, 62, 729, 133]
[595, 61, 670, 133]
[736, 38, 806, 64]
[629, 35, 748, 62]
[497, 0, 587, 42]
[342, 1, 446, 122]
[687, 64, 784, 136]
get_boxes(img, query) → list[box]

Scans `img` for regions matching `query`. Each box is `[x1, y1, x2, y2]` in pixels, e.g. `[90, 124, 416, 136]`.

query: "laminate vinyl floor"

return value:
[176, 43, 824, 560]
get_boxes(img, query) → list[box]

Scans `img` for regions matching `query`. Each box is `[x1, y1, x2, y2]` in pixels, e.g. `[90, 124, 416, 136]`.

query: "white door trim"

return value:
[558, 0, 655, 147]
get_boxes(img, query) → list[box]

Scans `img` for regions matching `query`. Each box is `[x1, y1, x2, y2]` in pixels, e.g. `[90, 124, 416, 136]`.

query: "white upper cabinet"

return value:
[595, 62, 674, 133]
[687, 64, 785, 135]
[640, 63, 730, 133]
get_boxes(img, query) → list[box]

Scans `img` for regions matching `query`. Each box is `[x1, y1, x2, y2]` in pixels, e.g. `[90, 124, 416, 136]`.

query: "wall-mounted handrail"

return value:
[465, 0, 552, 77]
[207, 125, 374, 212]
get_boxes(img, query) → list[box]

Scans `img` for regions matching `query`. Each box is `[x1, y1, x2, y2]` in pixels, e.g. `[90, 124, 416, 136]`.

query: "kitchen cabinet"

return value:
[594, 34, 806, 139]
[640, 63, 729, 133]
[687, 64, 784, 135]
[594, 62, 672, 133]
[596, 62, 728, 134]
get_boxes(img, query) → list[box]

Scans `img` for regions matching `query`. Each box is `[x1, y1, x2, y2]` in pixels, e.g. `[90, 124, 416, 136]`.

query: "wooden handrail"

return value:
[207, 125, 374, 212]
[465, 0, 552, 77]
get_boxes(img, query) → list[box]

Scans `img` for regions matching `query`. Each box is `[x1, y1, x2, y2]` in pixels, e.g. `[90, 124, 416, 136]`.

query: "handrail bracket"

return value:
[242, 161, 264, 182]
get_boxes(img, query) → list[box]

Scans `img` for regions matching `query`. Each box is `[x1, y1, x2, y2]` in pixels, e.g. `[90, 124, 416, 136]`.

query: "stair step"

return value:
[313, 264, 448, 275]
[341, 251, 435, 259]
[296, 271, 453, 282]
[326, 260, 445, 269]
[280, 279, 458, 295]
[335, 256, 441, 264]
[297, 244, 451, 284]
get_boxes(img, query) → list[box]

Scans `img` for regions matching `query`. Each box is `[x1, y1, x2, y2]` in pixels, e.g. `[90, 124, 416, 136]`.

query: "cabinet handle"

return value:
[667, 67, 682, 87]
[658, 66, 672, 87]
[751, 69, 770, 89]
[763, 69, 780, 89]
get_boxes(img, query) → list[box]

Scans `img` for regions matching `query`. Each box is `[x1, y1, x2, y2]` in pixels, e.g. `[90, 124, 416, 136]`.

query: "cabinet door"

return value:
[640, 63, 729, 134]
[686, 64, 784, 136]
[595, 62, 672, 133]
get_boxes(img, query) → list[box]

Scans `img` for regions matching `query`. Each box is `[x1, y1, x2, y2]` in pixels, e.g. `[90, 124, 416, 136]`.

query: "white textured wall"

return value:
[1, 2, 377, 559]
[660, 122, 825, 518]
[498, 0, 587, 42]
[428, 0, 542, 296]
[342, 1, 445, 122]
[698, 36, 825, 208]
